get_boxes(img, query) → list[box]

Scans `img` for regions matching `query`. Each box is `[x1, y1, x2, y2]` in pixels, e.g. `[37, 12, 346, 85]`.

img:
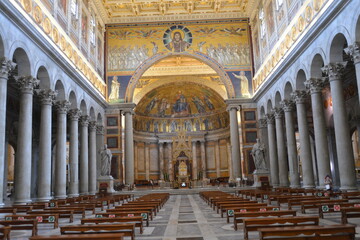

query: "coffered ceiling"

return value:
[94, 0, 258, 23]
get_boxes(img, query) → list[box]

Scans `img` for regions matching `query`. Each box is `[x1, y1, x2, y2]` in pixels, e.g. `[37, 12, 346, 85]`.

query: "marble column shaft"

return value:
[14, 76, 39, 204]
[291, 90, 315, 188]
[168, 143, 173, 181]
[96, 125, 105, 179]
[145, 143, 150, 180]
[280, 100, 300, 188]
[192, 142, 197, 180]
[200, 141, 206, 180]
[305, 78, 331, 187]
[215, 140, 221, 178]
[266, 114, 279, 187]
[88, 121, 97, 195]
[226, 142, 233, 180]
[68, 109, 81, 197]
[0, 59, 15, 205]
[273, 108, 289, 187]
[37, 90, 56, 200]
[124, 110, 135, 185]
[259, 118, 270, 170]
[54, 101, 70, 199]
[79, 116, 89, 194]
[345, 43, 360, 104]
[322, 63, 357, 190]
[159, 143, 164, 180]
[228, 106, 241, 179]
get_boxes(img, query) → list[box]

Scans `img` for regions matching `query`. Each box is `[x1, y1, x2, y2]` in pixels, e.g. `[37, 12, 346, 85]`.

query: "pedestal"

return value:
[252, 169, 270, 188]
[97, 176, 115, 193]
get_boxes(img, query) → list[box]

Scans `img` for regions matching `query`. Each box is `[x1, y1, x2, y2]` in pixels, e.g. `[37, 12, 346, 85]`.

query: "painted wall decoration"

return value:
[81, 9, 88, 43]
[58, 0, 67, 16]
[227, 70, 253, 97]
[106, 19, 253, 101]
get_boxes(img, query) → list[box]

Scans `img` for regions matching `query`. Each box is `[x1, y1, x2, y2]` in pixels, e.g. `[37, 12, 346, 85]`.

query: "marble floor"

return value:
[4, 193, 360, 240]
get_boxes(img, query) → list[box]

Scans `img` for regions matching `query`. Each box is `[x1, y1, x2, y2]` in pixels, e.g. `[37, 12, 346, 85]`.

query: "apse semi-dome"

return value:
[134, 82, 229, 133]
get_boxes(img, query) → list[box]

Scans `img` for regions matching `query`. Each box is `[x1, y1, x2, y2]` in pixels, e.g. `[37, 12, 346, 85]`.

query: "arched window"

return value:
[70, 0, 78, 19]
[90, 14, 96, 45]
[259, 9, 266, 39]
[275, 0, 283, 11]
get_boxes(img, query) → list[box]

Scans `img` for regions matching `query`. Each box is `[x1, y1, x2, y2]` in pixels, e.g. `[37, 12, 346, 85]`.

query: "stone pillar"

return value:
[123, 109, 135, 185]
[227, 105, 241, 180]
[159, 142, 164, 180]
[280, 100, 300, 188]
[192, 142, 197, 180]
[145, 143, 150, 180]
[322, 63, 357, 190]
[37, 90, 56, 200]
[305, 78, 331, 187]
[345, 43, 360, 104]
[168, 143, 173, 181]
[0, 59, 15, 205]
[68, 109, 81, 197]
[88, 121, 97, 195]
[200, 141, 207, 180]
[291, 90, 315, 188]
[79, 116, 89, 195]
[226, 141, 233, 180]
[266, 114, 279, 187]
[134, 143, 138, 180]
[215, 140, 221, 178]
[54, 101, 70, 199]
[14, 76, 39, 204]
[96, 125, 105, 180]
[273, 108, 289, 187]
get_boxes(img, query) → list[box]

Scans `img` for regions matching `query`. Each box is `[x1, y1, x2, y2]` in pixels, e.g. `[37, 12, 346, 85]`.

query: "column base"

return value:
[303, 185, 316, 189]
[290, 184, 301, 188]
[88, 191, 97, 195]
[340, 186, 358, 191]
[54, 195, 67, 199]
[37, 196, 52, 201]
[80, 192, 89, 195]
[0, 203, 5, 206]
[14, 199, 32, 205]
[68, 193, 79, 197]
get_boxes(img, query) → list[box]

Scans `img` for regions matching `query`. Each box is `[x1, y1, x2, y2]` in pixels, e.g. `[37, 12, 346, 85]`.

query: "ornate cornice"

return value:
[321, 62, 347, 82]
[344, 42, 360, 65]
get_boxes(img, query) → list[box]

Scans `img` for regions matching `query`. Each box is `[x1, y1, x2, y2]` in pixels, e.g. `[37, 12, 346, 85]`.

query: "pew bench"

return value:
[81, 216, 143, 234]
[45, 207, 86, 218]
[27, 209, 74, 223]
[226, 206, 275, 223]
[233, 210, 296, 231]
[258, 224, 355, 240]
[221, 203, 267, 218]
[243, 216, 319, 240]
[0, 226, 10, 240]
[60, 223, 135, 240]
[0, 219, 38, 236]
[96, 212, 149, 226]
[5, 214, 59, 228]
[29, 233, 124, 240]
[301, 199, 348, 214]
[214, 199, 254, 212]
[318, 203, 360, 218]
[341, 207, 360, 224]
[287, 196, 330, 210]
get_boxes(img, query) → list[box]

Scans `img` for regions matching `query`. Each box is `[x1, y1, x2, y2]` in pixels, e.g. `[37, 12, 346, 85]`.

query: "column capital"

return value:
[68, 109, 82, 121]
[36, 89, 57, 105]
[291, 90, 309, 104]
[15, 76, 39, 94]
[0, 57, 16, 78]
[122, 108, 135, 115]
[321, 62, 347, 82]
[80, 115, 90, 127]
[258, 118, 267, 128]
[280, 99, 295, 112]
[226, 104, 240, 112]
[305, 78, 328, 94]
[89, 121, 97, 132]
[265, 113, 275, 124]
[96, 125, 104, 135]
[55, 100, 71, 114]
[344, 42, 360, 65]
[272, 107, 283, 119]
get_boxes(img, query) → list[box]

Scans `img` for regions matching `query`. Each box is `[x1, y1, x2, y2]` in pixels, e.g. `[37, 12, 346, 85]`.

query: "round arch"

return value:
[310, 54, 325, 78]
[36, 66, 51, 89]
[55, 80, 66, 101]
[97, 113, 103, 126]
[284, 81, 294, 100]
[295, 69, 308, 90]
[0, 34, 4, 58]
[274, 91, 282, 108]
[12, 48, 31, 76]
[266, 99, 273, 114]
[89, 107, 96, 121]
[80, 100, 88, 116]
[69, 91, 78, 109]
[124, 52, 236, 102]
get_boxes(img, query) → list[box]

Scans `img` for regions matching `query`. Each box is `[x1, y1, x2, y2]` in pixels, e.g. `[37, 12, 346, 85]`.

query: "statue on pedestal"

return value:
[99, 144, 112, 176]
[251, 139, 267, 171]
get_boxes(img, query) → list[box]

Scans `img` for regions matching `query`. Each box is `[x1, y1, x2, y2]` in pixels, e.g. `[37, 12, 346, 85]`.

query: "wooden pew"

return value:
[60, 223, 135, 240]
[106, 208, 153, 221]
[0, 219, 38, 236]
[225, 205, 275, 223]
[301, 199, 348, 214]
[243, 216, 319, 240]
[258, 224, 355, 240]
[96, 212, 150, 227]
[114, 205, 157, 216]
[5, 214, 59, 228]
[0, 208, 16, 214]
[214, 199, 254, 212]
[45, 207, 86, 218]
[341, 207, 360, 224]
[81, 216, 143, 233]
[29, 233, 125, 240]
[318, 203, 360, 218]
[59, 203, 96, 214]
[27, 209, 74, 223]
[233, 210, 296, 231]
[0, 226, 10, 240]
[287, 196, 330, 210]
[220, 202, 267, 218]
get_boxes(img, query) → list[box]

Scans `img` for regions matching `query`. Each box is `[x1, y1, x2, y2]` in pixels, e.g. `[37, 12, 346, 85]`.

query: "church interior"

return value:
[1, 0, 360, 239]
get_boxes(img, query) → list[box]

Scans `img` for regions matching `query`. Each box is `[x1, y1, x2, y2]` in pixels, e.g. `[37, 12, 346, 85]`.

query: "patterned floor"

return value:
[3, 193, 360, 240]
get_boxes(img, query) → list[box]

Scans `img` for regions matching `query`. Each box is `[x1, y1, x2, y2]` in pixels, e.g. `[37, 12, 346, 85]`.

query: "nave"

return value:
[2, 188, 360, 240]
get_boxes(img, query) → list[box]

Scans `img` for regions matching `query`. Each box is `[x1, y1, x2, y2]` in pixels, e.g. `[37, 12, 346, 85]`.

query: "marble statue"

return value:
[99, 144, 112, 176]
[251, 139, 267, 170]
